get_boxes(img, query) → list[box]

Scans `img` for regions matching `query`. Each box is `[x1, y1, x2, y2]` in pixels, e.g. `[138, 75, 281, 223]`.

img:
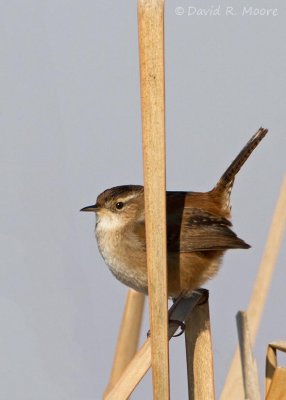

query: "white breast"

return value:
[96, 212, 126, 231]
[95, 216, 148, 293]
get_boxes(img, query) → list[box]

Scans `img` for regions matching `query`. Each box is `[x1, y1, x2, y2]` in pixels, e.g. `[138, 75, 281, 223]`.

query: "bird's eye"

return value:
[115, 202, 124, 210]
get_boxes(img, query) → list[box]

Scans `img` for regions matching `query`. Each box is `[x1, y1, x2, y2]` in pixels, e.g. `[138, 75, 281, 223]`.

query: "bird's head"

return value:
[81, 185, 145, 230]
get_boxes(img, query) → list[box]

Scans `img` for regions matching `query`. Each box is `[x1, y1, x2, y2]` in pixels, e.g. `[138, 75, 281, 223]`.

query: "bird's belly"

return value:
[96, 229, 224, 297]
[106, 258, 148, 294]
[96, 231, 148, 294]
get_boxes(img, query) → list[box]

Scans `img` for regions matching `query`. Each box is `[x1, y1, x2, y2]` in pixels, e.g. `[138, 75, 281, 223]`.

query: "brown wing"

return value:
[132, 192, 250, 252]
[167, 207, 250, 252]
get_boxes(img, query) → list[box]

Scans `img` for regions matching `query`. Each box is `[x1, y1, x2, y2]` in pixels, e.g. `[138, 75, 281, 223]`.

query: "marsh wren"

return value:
[81, 128, 268, 298]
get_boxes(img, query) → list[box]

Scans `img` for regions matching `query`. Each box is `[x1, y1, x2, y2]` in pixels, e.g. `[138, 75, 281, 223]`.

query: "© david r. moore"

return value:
[183, 6, 279, 17]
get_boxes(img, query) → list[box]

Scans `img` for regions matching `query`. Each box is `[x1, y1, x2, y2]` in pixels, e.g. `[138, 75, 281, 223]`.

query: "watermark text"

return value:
[174, 5, 279, 17]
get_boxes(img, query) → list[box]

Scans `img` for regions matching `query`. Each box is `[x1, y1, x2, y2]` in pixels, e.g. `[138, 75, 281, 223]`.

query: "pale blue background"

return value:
[1, 1, 285, 399]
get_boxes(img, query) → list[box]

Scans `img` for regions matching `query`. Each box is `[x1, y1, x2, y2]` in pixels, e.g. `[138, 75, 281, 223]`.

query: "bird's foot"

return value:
[169, 319, 186, 337]
[146, 319, 185, 338]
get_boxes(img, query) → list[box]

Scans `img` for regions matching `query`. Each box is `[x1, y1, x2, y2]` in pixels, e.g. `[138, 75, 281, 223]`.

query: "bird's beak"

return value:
[80, 204, 100, 212]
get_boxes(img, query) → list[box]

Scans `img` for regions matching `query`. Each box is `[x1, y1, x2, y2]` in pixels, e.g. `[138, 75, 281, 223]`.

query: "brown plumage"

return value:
[81, 128, 268, 297]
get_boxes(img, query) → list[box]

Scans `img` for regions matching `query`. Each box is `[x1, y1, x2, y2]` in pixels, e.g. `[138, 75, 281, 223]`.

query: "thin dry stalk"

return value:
[138, 1, 169, 399]
[185, 295, 215, 400]
[265, 341, 286, 397]
[104, 290, 145, 397]
[236, 311, 260, 400]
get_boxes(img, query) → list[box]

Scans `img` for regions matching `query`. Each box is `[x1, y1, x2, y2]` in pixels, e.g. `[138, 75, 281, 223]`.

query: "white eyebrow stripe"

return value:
[116, 193, 138, 203]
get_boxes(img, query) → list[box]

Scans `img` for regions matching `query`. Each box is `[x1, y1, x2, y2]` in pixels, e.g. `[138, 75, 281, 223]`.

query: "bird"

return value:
[81, 128, 268, 298]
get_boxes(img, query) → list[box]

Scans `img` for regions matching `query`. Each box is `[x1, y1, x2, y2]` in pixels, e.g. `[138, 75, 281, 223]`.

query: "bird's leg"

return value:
[169, 289, 208, 336]
[147, 290, 191, 338]
[168, 290, 190, 337]
[146, 289, 208, 338]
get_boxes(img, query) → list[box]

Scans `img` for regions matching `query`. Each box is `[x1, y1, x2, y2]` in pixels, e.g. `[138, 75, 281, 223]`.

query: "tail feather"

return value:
[212, 127, 268, 210]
